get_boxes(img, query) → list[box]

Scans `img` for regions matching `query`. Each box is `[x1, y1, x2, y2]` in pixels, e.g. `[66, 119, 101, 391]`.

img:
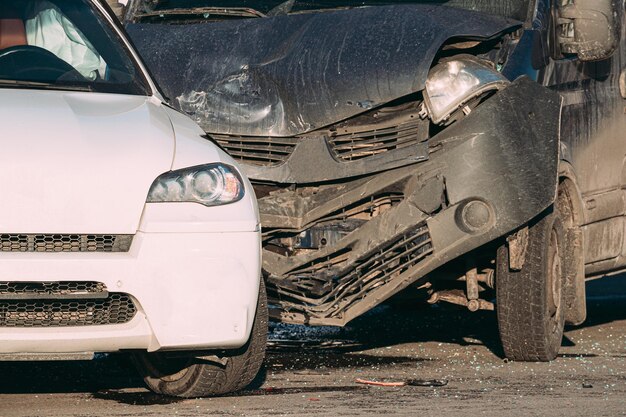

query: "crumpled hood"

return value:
[0, 89, 174, 234]
[127, 4, 520, 137]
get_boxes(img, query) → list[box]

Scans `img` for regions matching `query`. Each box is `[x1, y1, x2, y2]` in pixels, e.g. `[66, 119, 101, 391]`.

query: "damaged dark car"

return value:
[121, 0, 626, 361]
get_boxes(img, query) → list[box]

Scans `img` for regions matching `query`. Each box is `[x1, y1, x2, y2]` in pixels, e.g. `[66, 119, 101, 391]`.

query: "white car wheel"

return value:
[134, 279, 267, 398]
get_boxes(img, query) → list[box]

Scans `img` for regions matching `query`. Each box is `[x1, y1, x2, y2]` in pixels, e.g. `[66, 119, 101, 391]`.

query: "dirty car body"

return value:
[124, 0, 626, 344]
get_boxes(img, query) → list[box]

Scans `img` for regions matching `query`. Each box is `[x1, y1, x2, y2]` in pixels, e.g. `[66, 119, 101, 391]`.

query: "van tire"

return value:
[496, 208, 565, 362]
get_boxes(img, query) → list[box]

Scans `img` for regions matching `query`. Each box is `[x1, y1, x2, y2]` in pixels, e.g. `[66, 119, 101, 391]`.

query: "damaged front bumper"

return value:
[257, 78, 562, 326]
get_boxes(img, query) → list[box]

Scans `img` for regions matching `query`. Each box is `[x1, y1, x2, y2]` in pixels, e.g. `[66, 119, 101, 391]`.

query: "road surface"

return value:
[0, 277, 624, 417]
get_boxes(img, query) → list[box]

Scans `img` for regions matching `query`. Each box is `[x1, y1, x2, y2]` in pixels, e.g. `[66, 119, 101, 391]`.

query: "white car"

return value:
[0, 0, 266, 398]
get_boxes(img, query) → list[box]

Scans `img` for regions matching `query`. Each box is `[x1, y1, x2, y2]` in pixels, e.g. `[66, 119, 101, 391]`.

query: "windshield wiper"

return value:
[0, 79, 93, 92]
[136, 6, 266, 19]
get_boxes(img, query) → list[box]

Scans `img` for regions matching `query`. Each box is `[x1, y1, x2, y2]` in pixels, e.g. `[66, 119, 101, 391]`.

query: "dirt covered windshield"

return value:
[138, 0, 531, 21]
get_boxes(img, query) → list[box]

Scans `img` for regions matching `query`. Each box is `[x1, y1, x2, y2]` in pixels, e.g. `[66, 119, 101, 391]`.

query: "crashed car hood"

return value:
[127, 4, 520, 137]
[0, 89, 174, 234]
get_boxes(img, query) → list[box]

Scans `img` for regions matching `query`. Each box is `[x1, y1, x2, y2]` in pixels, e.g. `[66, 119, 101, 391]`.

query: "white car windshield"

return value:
[0, 0, 150, 94]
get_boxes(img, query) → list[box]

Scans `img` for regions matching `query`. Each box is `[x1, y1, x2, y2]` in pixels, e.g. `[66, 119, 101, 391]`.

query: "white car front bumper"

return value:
[0, 203, 261, 354]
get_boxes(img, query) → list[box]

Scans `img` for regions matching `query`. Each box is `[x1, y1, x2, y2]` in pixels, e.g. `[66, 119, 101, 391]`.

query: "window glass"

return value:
[0, 0, 150, 94]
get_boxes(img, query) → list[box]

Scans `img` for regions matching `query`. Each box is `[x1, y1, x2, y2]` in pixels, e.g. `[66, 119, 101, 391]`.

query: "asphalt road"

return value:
[0, 277, 625, 417]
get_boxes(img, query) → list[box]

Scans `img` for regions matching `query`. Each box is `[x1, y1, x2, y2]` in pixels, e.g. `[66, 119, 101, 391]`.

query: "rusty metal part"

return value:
[506, 226, 529, 271]
[465, 265, 480, 301]
[427, 289, 494, 312]
[477, 269, 495, 289]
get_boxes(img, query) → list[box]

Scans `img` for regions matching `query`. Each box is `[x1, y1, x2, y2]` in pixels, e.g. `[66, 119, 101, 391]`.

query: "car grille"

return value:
[0, 234, 133, 252]
[0, 281, 136, 327]
[212, 117, 424, 165]
[269, 223, 434, 319]
[328, 119, 422, 161]
[0, 281, 107, 298]
[212, 134, 299, 166]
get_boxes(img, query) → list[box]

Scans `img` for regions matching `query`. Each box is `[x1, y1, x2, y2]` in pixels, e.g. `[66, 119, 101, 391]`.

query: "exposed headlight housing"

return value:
[424, 56, 509, 124]
[147, 163, 245, 207]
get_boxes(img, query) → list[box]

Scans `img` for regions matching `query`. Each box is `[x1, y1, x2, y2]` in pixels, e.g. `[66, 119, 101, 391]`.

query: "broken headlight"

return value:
[147, 164, 245, 207]
[424, 56, 509, 124]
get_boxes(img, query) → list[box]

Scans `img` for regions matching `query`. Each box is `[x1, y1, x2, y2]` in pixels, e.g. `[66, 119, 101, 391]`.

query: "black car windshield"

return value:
[0, 0, 150, 94]
[141, 0, 530, 20]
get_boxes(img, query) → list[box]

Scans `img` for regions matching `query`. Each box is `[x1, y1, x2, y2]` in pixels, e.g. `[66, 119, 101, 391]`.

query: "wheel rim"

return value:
[547, 227, 562, 332]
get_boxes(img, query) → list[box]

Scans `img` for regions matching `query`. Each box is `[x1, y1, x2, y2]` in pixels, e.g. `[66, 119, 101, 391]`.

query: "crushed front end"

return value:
[124, 2, 562, 326]
[248, 78, 561, 325]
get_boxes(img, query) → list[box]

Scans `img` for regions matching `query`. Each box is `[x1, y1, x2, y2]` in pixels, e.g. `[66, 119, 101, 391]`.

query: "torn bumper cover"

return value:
[262, 78, 562, 326]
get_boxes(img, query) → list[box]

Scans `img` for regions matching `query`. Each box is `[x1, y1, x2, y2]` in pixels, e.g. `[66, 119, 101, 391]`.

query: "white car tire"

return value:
[134, 279, 268, 398]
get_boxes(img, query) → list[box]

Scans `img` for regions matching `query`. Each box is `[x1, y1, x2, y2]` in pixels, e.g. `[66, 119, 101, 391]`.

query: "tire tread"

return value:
[496, 210, 565, 362]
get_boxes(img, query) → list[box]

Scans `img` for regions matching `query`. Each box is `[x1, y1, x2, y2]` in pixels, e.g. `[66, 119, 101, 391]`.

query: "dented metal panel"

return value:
[126, 5, 521, 137]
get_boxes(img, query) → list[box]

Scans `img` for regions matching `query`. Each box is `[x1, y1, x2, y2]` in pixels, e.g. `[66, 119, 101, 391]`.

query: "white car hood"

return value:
[0, 89, 175, 234]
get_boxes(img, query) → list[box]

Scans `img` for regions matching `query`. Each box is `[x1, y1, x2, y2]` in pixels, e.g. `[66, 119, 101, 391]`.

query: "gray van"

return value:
[122, 0, 626, 361]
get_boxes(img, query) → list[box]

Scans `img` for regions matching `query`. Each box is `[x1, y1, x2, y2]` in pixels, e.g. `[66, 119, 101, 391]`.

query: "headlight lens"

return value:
[147, 164, 245, 206]
[424, 56, 509, 124]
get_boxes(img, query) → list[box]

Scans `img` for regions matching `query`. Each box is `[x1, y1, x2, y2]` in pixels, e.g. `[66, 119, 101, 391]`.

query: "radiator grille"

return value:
[0, 234, 133, 252]
[269, 224, 433, 319]
[0, 281, 106, 297]
[0, 293, 136, 327]
[328, 119, 422, 161]
[212, 134, 299, 166]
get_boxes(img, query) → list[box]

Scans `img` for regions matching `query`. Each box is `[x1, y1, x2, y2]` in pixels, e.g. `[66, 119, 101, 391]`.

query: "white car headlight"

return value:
[424, 56, 509, 124]
[147, 164, 245, 206]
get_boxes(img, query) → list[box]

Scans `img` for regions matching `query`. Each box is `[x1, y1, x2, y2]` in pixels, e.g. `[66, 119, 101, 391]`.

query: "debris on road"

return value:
[355, 378, 448, 387]
[406, 379, 449, 387]
[355, 379, 406, 387]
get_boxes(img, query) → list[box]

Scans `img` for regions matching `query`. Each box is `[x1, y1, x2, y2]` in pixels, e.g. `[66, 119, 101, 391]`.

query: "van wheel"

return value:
[134, 279, 268, 398]
[496, 208, 565, 361]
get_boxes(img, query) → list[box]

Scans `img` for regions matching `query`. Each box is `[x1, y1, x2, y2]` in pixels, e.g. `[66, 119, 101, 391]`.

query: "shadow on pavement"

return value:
[91, 384, 366, 405]
[0, 353, 142, 394]
[90, 390, 185, 405]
